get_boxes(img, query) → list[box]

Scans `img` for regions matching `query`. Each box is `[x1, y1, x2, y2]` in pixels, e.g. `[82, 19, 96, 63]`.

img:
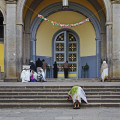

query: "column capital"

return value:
[106, 22, 112, 26]
[5, 0, 18, 4]
[111, 0, 120, 4]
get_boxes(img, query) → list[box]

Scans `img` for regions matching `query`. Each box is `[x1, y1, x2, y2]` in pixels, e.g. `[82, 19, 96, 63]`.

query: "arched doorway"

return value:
[53, 29, 79, 78]
[31, 3, 101, 78]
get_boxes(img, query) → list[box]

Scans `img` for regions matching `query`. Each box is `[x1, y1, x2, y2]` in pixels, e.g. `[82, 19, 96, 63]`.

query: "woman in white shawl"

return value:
[101, 61, 108, 82]
[67, 86, 88, 109]
[37, 67, 46, 82]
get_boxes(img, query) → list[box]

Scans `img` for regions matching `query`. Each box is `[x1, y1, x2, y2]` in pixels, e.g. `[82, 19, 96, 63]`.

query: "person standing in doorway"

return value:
[53, 61, 58, 78]
[64, 61, 69, 78]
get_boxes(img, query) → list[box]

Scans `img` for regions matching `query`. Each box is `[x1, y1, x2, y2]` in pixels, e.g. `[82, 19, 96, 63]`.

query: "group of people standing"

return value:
[53, 61, 69, 79]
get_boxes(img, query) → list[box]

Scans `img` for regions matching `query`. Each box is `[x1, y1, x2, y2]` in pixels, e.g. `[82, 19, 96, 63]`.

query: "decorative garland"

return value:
[38, 14, 89, 27]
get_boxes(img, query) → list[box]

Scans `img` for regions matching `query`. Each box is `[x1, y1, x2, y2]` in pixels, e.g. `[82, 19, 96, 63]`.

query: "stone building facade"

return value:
[0, 0, 120, 81]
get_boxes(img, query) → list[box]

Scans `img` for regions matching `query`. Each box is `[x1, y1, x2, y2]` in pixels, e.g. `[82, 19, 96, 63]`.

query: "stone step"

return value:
[107, 79, 120, 82]
[0, 92, 120, 95]
[0, 80, 4, 82]
[0, 86, 119, 89]
[0, 103, 119, 108]
[46, 80, 101, 82]
[46, 78, 100, 81]
[0, 88, 120, 92]
[0, 99, 119, 103]
[0, 91, 120, 95]
[45, 78, 120, 82]
[0, 85, 120, 87]
[0, 83, 119, 108]
[0, 95, 119, 99]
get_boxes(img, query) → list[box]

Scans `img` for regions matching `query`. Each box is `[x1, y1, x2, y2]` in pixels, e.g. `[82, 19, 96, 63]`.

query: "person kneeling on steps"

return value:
[67, 86, 88, 109]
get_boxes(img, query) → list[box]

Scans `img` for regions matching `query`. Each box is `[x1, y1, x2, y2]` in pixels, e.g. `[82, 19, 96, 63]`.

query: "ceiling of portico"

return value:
[23, 0, 106, 24]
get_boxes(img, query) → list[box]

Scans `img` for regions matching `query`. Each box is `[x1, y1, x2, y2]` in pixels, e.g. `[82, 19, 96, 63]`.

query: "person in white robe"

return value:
[101, 61, 108, 82]
[21, 68, 30, 82]
[67, 86, 88, 109]
[37, 67, 46, 82]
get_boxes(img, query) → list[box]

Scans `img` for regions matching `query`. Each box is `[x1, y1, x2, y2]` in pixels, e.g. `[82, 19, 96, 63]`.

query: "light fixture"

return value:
[62, 0, 69, 9]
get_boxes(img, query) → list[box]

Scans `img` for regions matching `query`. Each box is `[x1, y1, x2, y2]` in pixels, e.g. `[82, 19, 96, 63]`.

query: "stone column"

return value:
[30, 39, 36, 64]
[101, 31, 106, 61]
[3, 21, 6, 78]
[106, 21, 113, 78]
[4, 0, 18, 81]
[23, 32, 31, 65]
[16, 23, 23, 81]
[96, 38, 101, 78]
[111, 0, 120, 78]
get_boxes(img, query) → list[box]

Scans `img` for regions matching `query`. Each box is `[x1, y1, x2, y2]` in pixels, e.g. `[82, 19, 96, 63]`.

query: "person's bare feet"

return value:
[73, 103, 76, 109]
[77, 102, 80, 109]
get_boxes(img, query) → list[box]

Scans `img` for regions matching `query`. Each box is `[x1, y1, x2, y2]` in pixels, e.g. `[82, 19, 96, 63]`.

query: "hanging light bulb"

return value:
[62, 0, 69, 9]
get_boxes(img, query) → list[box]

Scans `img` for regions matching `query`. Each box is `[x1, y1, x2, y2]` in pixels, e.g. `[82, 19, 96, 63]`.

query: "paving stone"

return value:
[0, 108, 120, 120]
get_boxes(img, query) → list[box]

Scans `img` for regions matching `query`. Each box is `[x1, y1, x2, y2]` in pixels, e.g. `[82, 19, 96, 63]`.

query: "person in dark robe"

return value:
[64, 61, 69, 78]
[53, 61, 58, 78]
[36, 58, 43, 67]
[36, 58, 43, 72]
[29, 60, 36, 72]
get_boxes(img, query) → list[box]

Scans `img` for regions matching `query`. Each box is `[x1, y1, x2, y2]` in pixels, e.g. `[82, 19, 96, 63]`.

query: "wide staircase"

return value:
[0, 81, 120, 108]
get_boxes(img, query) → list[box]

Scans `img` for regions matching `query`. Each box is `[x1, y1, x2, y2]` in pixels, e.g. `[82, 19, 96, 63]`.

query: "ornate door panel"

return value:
[68, 33, 77, 78]
[54, 31, 78, 78]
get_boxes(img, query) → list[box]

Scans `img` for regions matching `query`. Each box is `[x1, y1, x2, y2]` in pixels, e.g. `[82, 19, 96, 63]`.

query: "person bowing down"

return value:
[67, 86, 88, 109]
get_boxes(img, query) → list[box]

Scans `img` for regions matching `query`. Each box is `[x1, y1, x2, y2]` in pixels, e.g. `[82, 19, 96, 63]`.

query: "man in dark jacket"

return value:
[64, 61, 69, 78]
[29, 60, 36, 72]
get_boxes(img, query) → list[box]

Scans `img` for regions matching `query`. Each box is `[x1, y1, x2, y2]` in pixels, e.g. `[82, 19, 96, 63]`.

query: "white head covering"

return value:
[39, 67, 45, 78]
[39, 67, 42, 70]
[30, 60, 33, 62]
[103, 61, 106, 64]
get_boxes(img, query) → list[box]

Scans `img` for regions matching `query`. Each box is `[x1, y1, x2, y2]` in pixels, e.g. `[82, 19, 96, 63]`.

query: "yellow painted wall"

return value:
[36, 11, 96, 57]
[0, 43, 4, 72]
